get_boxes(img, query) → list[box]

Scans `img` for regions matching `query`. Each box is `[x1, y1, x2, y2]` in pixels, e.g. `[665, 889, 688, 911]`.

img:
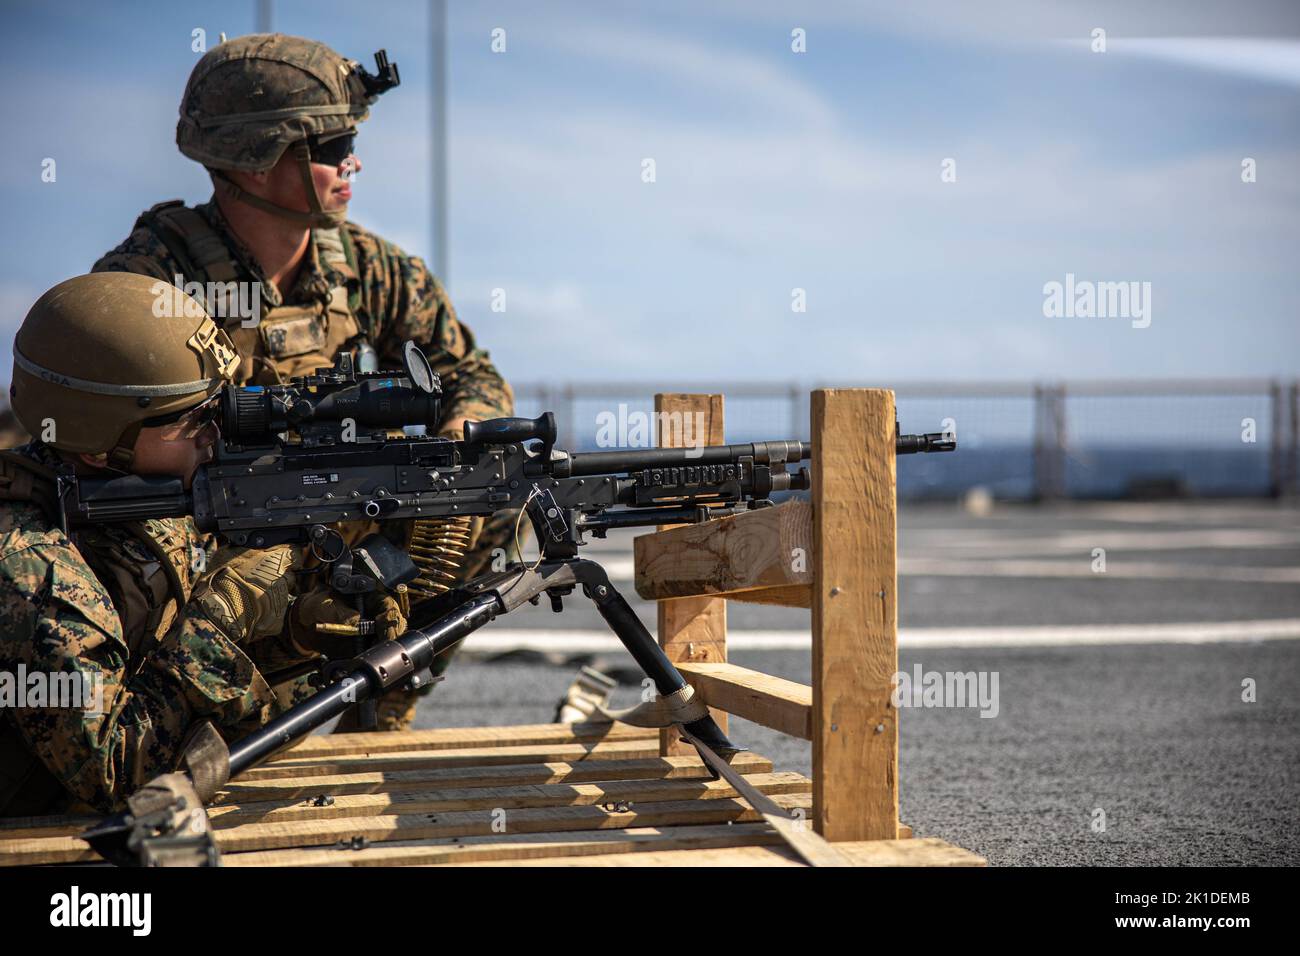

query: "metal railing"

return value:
[512, 379, 1300, 501]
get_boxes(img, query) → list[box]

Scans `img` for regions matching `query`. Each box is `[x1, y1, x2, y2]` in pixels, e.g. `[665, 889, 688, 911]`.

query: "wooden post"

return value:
[654, 393, 727, 756]
[811, 388, 899, 841]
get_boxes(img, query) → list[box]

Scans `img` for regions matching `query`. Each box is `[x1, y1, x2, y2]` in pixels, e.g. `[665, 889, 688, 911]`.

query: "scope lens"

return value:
[403, 342, 436, 394]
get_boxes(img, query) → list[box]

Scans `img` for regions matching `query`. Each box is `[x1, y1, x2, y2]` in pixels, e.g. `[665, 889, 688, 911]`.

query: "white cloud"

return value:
[1106, 38, 1300, 87]
[536, 22, 838, 131]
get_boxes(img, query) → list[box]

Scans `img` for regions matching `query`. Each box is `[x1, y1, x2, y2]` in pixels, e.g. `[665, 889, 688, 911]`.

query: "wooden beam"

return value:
[277, 721, 652, 759]
[654, 393, 728, 756]
[0, 792, 815, 867]
[678, 662, 812, 739]
[724, 584, 811, 608]
[827, 838, 985, 866]
[0, 753, 777, 842]
[634, 501, 811, 604]
[811, 388, 899, 842]
[238, 740, 662, 782]
[222, 822, 784, 867]
[447, 837, 985, 867]
[215, 753, 774, 804]
[207, 772, 811, 828]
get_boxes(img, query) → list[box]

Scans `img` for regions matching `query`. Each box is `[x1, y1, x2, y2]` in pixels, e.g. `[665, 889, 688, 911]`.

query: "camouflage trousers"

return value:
[331, 509, 528, 733]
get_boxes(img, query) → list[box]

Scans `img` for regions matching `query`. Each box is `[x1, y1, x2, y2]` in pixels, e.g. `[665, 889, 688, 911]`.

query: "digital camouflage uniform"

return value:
[92, 202, 523, 729]
[88, 33, 522, 731]
[0, 443, 285, 816]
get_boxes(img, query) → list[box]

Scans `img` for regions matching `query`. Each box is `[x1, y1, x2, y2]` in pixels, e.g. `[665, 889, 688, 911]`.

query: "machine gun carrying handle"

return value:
[464, 412, 557, 450]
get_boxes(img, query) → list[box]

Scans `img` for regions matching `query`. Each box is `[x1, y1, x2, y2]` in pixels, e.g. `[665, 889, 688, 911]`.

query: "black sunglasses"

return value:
[306, 131, 356, 167]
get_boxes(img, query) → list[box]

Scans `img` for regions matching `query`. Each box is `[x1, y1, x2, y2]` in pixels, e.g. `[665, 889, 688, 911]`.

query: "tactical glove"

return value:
[192, 544, 302, 643]
[289, 590, 408, 658]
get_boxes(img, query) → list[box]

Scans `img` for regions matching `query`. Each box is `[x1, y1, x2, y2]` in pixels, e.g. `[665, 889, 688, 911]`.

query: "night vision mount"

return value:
[357, 49, 400, 98]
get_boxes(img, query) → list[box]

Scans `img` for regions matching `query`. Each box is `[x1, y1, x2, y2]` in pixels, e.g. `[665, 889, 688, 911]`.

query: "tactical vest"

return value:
[137, 201, 368, 384]
[0, 450, 197, 816]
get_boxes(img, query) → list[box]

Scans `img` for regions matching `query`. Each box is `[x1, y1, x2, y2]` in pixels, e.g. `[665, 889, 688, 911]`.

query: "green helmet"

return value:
[176, 33, 399, 227]
[10, 273, 240, 467]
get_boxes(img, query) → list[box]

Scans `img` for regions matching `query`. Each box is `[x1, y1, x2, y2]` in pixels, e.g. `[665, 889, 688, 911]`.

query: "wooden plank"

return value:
[274, 721, 652, 759]
[452, 845, 805, 867]
[811, 388, 899, 841]
[654, 393, 728, 756]
[634, 501, 812, 604]
[0, 811, 98, 836]
[223, 823, 783, 867]
[0, 792, 814, 866]
[833, 838, 985, 866]
[237, 739, 660, 781]
[455, 837, 985, 867]
[678, 662, 812, 739]
[215, 752, 773, 804]
[3, 752, 778, 832]
[681, 724, 850, 867]
[0, 725, 656, 836]
[0, 753, 778, 842]
[723, 584, 812, 608]
[0, 817, 99, 841]
[208, 772, 810, 827]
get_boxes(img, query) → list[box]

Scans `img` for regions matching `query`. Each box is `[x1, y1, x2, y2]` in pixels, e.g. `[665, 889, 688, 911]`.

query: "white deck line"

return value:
[461, 618, 1300, 652]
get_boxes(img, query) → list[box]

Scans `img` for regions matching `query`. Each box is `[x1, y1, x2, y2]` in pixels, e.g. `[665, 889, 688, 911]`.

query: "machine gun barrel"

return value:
[563, 440, 809, 477]
[562, 426, 952, 480]
[896, 431, 957, 454]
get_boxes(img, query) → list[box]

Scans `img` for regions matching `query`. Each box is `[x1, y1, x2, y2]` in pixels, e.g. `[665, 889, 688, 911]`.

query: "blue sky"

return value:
[2, 0, 1298, 391]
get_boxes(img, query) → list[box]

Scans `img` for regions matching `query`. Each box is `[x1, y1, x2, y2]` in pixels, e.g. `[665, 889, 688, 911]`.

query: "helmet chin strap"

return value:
[212, 141, 347, 228]
[105, 421, 143, 474]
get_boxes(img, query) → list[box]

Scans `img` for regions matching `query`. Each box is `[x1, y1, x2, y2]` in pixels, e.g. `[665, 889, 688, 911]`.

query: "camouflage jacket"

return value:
[0, 445, 283, 816]
[92, 198, 513, 433]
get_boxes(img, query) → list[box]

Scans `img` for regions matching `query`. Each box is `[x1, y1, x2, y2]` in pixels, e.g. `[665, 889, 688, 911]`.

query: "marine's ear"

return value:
[216, 165, 272, 190]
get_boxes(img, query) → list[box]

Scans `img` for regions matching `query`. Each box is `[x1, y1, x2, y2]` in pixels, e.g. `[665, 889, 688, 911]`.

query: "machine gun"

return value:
[70, 345, 955, 864]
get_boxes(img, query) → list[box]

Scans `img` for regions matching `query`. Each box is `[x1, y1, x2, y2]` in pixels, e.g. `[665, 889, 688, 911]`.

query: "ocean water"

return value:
[897, 444, 1278, 500]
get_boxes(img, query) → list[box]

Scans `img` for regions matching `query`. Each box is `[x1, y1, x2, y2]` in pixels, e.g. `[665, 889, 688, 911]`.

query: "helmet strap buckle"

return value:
[106, 422, 143, 474]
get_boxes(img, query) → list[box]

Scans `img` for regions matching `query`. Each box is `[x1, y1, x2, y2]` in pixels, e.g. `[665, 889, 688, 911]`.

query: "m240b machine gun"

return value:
[68, 344, 954, 863]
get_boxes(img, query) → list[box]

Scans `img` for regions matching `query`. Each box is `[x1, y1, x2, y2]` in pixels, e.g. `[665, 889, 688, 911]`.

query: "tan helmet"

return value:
[9, 273, 240, 468]
[176, 33, 399, 227]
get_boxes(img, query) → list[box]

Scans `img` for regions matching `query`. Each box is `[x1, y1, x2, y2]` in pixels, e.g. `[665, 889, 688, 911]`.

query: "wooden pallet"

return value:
[0, 388, 986, 867]
[0, 721, 982, 867]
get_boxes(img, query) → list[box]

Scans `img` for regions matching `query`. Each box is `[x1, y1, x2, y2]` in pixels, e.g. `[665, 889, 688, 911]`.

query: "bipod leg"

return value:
[561, 559, 744, 761]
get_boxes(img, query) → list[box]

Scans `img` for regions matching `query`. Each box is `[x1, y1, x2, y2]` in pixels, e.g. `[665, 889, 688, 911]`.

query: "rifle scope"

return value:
[219, 342, 443, 445]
